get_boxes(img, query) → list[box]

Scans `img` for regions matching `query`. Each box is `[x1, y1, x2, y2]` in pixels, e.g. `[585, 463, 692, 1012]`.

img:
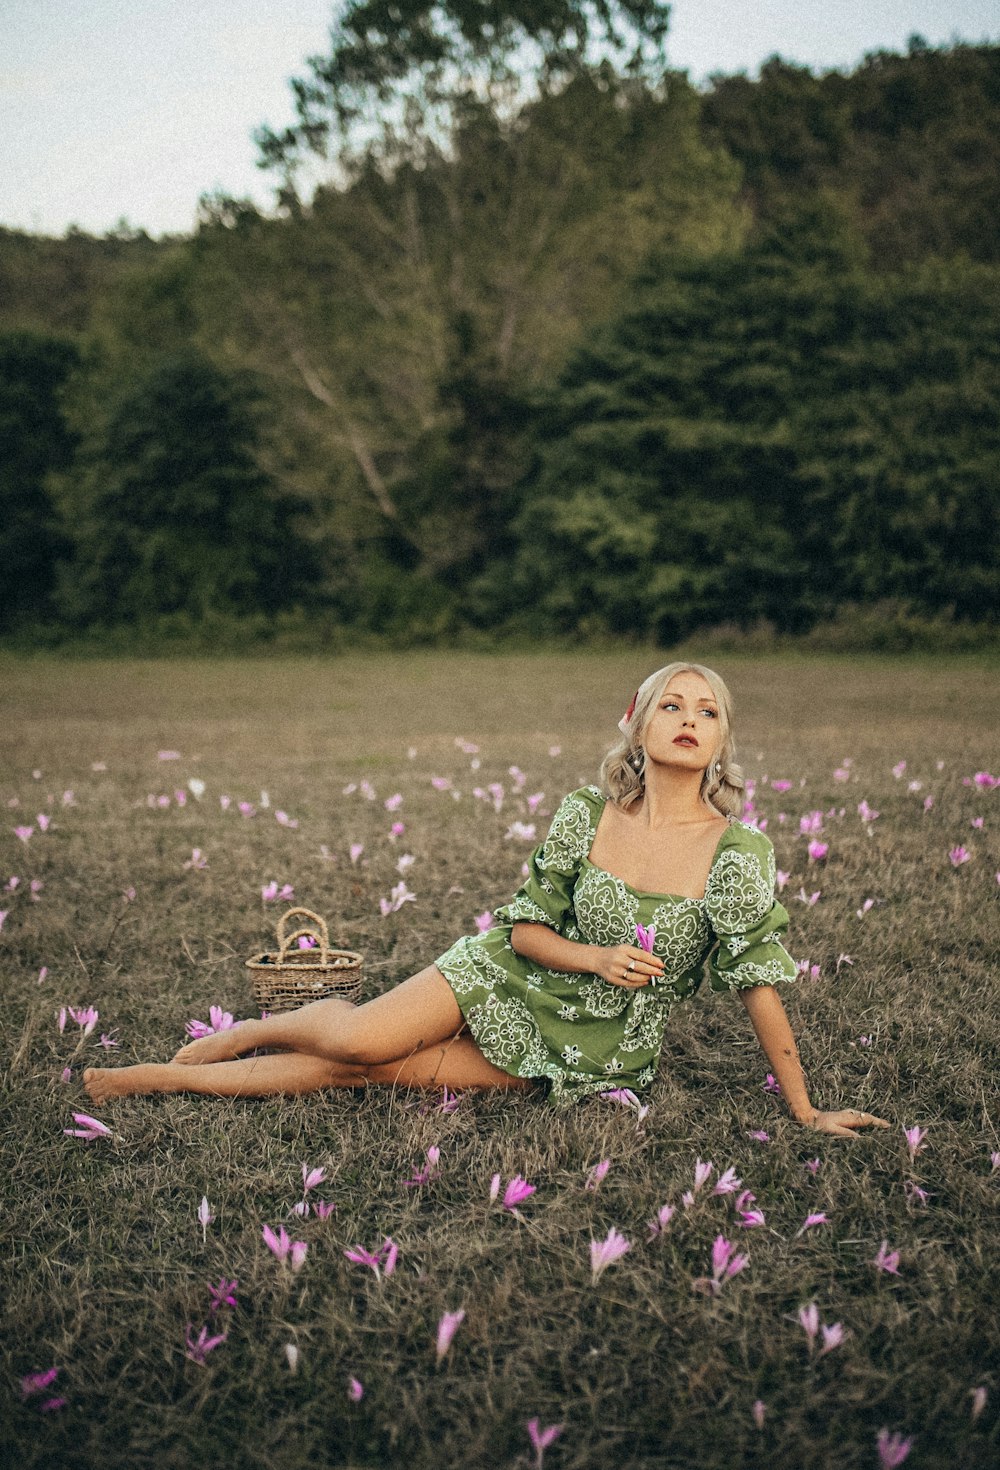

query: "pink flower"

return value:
[857, 800, 880, 823]
[505, 821, 537, 841]
[275, 810, 298, 828]
[262, 1224, 308, 1271]
[972, 770, 997, 788]
[876, 1428, 913, 1467]
[404, 1145, 442, 1187]
[474, 911, 494, 933]
[502, 1175, 536, 1211]
[344, 1237, 397, 1278]
[922, 795, 934, 812]
[63, 1111, 112, 1141]
[584, 1159, 611, 1191]
[526, 792, 545, 814]
[435, 1308, 466, 1362]
[739, 1208, 766, 1228]
[804, 1157, 821, 1174]
[798, 1302, 820, 1345]
[526, 1418, 563, 1469]
[747, 1130, 770, 1143]
[590, 1227, 631, 1281]
[313, 1200, 337, 1219]
[302, 1164, 326, 1192]
[970, 1386, 988, 1422]
[763, 1073, 781, 1094]
[949, 845, 971, 866]
[197, 1196, 214, 1240]
[379, 881, 416, 915]
[68, 1004, 99, 1035]
[856, 897, 875, 918]
[184, 1324, 227, 1364]
[347, 1376, 365, 1402]
[807, 840, 828, 862]
[711, 1166, 742, 1195]
[208, 1278, 238, 1312]
[796, 1212, 829, 1235]
[904, 1181, 931, 1208]
[903, 1125, 927, 1162]
[158, 750, 181, 760]
[692, 1158, 714, 1192]
[646, 1204, 675, 1238]
[238, 801, 256, 818]
[891, 761, 907, 779]
[14, 825, 34, 843]
[799, 811, 823, 835]
[775, 869, 790, 892]
[182, 848, 208, 871]
[430, 776, 452, 791]
[752, 1399, 766, 1429]
[635, 923, 656, 953]
[818, 1322, 848, 1356]
[971, 816, 984, 829]
[795, 888, 821, 906]
[384, 793, 403, 811]
[771, 779, 792, 792]
[20, 1367, 59, 1399]
[873, 1241, 900, 1274]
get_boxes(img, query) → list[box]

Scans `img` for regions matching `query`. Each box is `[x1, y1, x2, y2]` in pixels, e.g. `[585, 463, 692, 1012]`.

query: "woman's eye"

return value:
[699, 708, 717, 718]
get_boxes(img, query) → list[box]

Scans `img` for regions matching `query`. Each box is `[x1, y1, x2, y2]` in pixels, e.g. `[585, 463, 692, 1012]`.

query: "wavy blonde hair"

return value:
[599, 662, 745, 818]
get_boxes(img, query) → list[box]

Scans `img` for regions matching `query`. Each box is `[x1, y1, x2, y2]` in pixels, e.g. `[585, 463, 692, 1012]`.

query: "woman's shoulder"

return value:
[712, 817, 775, 864]
[556, 784, 607, 816]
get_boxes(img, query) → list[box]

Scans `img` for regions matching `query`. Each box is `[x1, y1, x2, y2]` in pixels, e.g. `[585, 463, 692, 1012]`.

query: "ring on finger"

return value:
[626, 959, 635, 973]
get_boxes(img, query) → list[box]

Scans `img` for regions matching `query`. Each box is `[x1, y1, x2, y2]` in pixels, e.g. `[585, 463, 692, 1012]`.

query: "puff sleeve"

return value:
[493, 787, 596, 934]
[704, 825, 799, 993]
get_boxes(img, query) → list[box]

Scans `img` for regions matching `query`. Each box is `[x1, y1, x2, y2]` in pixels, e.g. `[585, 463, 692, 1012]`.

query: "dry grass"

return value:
[1, 651, 998, 1470]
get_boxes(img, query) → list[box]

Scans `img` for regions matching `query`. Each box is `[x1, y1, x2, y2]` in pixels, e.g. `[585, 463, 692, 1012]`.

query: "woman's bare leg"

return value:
[171, 965, 462, 1068]
[83, 1035, 531, 1103]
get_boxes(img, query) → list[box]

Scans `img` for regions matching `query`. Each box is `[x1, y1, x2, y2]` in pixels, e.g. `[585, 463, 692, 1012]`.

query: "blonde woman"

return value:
[85, 663, 887, 1138]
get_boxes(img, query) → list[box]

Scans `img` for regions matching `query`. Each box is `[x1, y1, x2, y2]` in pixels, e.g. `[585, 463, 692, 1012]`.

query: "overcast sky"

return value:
[3, 0, 997, 238]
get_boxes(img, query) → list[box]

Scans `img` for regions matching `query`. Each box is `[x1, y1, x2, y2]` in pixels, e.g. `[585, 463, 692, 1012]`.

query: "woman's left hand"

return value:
[804, 1107, 890, 1137]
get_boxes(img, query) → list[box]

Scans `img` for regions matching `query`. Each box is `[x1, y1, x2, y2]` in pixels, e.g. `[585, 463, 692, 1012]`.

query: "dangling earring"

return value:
[629, 748, 645, 777]
[707, 761, 720, 785]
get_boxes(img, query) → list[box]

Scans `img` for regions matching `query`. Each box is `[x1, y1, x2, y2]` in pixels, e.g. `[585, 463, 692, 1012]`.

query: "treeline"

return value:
[2, 26, 999, 648]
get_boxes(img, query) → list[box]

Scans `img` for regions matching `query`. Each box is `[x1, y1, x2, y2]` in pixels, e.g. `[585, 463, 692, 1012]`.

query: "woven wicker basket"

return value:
[246, 907, 363, 1012]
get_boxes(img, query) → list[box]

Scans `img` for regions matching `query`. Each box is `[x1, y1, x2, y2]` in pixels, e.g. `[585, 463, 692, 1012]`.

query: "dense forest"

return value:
[2, 9, 999, 649]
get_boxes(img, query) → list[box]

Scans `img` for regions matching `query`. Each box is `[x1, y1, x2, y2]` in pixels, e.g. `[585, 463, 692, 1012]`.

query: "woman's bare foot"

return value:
[172, 1020, 261, 1065]
[84, 1064, 172, 1103]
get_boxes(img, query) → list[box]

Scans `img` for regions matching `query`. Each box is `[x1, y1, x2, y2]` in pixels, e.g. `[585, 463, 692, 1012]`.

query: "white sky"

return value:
[2, 0, 997, 237]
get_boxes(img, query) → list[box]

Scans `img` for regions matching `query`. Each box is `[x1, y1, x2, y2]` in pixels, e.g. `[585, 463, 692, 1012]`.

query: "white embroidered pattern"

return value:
[705, 840, 775, 933]
[574, 866, 640, 947]
[716, 955, 797, 990]
[535, 792, 595, 872]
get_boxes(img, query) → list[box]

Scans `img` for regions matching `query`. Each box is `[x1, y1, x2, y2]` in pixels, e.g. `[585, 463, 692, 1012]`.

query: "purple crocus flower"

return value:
[435, 1308, 466, 1362]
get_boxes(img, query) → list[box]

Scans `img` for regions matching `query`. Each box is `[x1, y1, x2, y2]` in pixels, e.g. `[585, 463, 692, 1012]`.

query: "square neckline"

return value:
[582, 788, 736, 905]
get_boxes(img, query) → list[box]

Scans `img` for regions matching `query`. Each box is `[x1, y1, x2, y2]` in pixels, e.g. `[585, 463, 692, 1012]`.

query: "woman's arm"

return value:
[738, 985, 889, 1137]
[738, 984, 815, 1122]
[511, 922, 664, 989]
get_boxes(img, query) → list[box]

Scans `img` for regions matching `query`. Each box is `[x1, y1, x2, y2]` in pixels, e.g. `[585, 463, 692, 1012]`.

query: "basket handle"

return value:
[276, 907, 331, 963]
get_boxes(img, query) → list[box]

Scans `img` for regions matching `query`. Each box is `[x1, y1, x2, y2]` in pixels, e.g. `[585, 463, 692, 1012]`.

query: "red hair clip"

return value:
[618, 689, 639, 735]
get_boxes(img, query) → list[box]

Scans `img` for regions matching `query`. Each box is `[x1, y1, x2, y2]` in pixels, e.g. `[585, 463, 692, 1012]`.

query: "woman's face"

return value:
[642, 670, 722, 776]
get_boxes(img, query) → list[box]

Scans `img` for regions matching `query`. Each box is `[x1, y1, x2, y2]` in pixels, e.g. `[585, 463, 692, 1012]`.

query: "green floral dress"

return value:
[436, 785, 798, 1107]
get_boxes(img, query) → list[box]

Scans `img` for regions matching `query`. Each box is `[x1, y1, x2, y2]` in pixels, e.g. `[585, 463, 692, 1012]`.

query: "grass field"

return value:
[1, 651, 998, 1470]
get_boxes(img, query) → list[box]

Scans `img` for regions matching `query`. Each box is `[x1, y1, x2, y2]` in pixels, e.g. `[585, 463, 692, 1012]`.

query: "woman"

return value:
[84, 663, 887, 1138]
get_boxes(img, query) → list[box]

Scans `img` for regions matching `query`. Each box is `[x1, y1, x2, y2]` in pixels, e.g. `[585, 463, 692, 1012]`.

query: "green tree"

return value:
[0, 333, 78, 630]
[58, 351, 319, 626]
[507, 243, 1000, 638]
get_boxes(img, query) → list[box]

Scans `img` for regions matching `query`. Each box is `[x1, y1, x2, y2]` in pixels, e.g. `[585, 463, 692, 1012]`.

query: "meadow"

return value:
[1, 651, 998, 1470]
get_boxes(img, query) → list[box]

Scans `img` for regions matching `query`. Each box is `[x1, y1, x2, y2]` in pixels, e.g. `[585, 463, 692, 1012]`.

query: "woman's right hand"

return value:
[594, 945, 665, 989]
